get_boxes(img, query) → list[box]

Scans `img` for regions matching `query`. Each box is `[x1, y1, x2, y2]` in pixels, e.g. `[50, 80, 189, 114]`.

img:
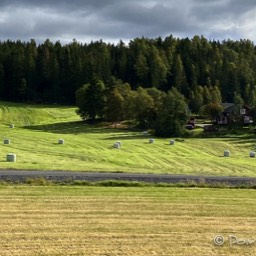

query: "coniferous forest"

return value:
[1, 35, 256, 104]
[1, 35, 256, 135]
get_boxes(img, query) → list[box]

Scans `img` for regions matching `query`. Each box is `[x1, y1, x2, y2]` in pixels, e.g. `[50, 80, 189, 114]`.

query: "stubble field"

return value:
[0, 186, 255, 256]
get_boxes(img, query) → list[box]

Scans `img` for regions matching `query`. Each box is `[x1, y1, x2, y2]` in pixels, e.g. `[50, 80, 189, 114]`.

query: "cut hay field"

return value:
[0, 186, 255, 256]
[1, 101, 256, 177]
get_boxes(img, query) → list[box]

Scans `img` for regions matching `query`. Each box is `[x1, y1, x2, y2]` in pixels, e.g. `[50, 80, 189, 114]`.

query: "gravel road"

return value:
[0, 169, 256, 186]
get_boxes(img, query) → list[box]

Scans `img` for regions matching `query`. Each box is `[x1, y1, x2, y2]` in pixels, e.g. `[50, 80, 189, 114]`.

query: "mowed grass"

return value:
[1, 101, 256, 176]
[0, 186, 255, 256]
[0, 101, 79, 125]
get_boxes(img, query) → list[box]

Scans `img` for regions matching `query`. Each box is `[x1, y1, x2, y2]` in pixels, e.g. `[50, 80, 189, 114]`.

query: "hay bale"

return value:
[113, 142, 121, 149]
[116, 141, 122, 147]
[9, 124, 14, 128]
[3, 139, 10, 145]
[58, 139, 64, 144]
[250, 151, 255, 158]
[170, 139, 175, 145]
[224, 150, 230, 157]
[6, 153, 16, 162]
[149, 138, 155, 144]
[142, 131, 148, 136]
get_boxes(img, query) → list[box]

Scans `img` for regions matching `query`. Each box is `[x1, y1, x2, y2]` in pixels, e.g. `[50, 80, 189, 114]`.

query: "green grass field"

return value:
[0, 185, 255, 256]
[0, 101, 256, 177]
[0, 102, 255, 256]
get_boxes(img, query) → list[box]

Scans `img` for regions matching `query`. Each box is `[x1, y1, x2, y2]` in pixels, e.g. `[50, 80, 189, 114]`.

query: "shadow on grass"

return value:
[23, 121, 111, 134]
[0, 100, 75, 109]
[23, 121, 144, 139]
[103, 134, 150, 141]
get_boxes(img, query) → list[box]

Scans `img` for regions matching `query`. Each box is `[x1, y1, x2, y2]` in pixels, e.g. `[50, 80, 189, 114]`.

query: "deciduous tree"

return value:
[76, 78, 106, 121]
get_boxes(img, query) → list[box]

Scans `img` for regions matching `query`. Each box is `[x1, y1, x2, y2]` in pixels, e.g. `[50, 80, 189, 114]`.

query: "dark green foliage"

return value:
[75, 78, 106, 120]
[0, 36, 255, 110]
[201, 103, 224, 120]
[134, 87, 155, 128]
[189, 89, 204, 113]
[154, 89, 189, 137]
[233, 92, 244, 114]
[105, 87, 124, 124]
[76, 81, 188, 136]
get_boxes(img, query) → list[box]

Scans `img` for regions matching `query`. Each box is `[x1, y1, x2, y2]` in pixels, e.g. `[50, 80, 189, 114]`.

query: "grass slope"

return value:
[0, 101, 79, 125]
[0, 186, 255, 255]
[0, 101, 256, 176]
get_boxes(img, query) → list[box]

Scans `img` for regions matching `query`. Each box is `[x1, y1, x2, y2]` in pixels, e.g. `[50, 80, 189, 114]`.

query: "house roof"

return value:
[220, 103, 252, 115]
[220, 103, 234, 114]
[224, 106, 235, 114]
[221, 102, 234, 110]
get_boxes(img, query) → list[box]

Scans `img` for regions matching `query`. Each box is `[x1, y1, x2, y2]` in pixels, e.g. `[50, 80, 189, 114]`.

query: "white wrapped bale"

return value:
[224, 150, 230, 157]
[250, 151, 255, 158]
[170, 140, 175, 145]
[3, 139, 10, 145]
[6, 153, 16, 162]
[149, 138, 155, 144]
[113, 142, 121, 149]
[9, 124, 14, 128]
[116, 141, 122, 147]
[58, 139, 64, 144]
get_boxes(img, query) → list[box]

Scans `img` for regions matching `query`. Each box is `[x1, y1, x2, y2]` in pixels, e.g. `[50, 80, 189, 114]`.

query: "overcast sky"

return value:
[1, 0, 256, 45]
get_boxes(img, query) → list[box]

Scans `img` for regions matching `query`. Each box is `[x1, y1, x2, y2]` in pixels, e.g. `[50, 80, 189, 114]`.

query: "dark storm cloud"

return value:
[190, 0, 255, 21]
[0, 0, 256, 44]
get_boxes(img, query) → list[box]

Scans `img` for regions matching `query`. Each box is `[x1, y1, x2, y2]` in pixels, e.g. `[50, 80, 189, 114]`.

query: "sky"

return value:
[1, 0, 256, 45]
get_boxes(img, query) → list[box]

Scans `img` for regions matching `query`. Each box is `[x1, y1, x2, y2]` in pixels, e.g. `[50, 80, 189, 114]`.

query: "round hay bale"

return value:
[149, 138, 155, 144]
[6, 153, 16, 162]
[250, 151, 255, 158]
[142, 131, 148, 136]
[113, 142, 121, 149]
[170, 139, 175, 145]
[3, 139, 10, 145]
[58, 139, 64, 144]
[224, 150, 230, 157]
[9, 124, 14, 128]
[116, 141, 122, 147]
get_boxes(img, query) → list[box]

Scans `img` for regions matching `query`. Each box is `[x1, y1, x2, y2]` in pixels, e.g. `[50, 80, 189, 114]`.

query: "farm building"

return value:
[215, 103, 253, 125]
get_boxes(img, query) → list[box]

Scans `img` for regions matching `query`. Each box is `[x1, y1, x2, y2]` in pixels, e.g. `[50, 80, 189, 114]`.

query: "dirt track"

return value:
[0, 169, 256, 186]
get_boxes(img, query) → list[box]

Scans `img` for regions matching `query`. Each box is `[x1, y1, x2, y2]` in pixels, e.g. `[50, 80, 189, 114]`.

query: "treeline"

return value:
[0, 35, 256, 108]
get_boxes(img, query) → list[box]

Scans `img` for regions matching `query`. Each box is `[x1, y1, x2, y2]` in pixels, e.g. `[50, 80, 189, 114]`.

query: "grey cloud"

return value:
[0, 0, 255, 44]
[187, 0, 256, 41]
[98, 2, 195, 38]
[0, 0, 129, 12]
[190, 0, 256, 21]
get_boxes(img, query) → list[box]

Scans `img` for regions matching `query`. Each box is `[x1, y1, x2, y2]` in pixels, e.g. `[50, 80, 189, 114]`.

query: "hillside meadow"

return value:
[0, 186, 255, 256]
[0, 101, 256, 177]
[0, 102, 256, 256]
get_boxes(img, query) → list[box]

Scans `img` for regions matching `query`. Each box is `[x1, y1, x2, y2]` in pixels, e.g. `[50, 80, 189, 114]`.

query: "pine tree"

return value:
[173, 55, 187, 95]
